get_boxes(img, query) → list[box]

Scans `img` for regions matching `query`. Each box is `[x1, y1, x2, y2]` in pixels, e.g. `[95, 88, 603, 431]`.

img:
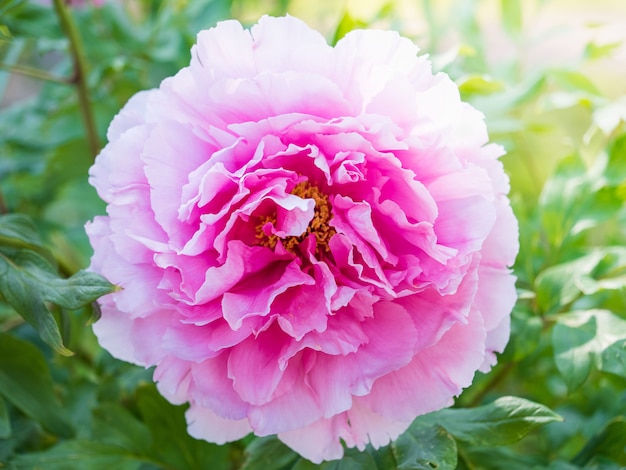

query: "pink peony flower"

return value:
[86, 15, 518, 463]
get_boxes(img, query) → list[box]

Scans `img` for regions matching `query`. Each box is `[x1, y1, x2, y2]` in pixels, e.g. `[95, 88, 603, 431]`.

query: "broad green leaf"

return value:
[40, 270, 118, 310]
[319, 448, 381, 470]
[535, 248, 626, 314]
[0, 333, 71, 437]
[0, 213, 54, 263]
[552, 313, 597, 391]
[242, 436, 299, 470]
[0, 251, 71, 356]
[552, 310, 626, 391]
[136, 385, 232, 470]
[416, 396, 561, 446]
[3, 249, 117, 309]
[459, 446, 543, 470]
[92, 404, 152, 456]
[600, 340, 626, 378]
[510, 307, 543, 361]
[0, 394, 10, 439]
[535, 153, 623, 256]
[9, 440, 146, 470]
[0, 247, 116, 355]
[572, 418, 626, 466]
[0, 214, 42, 248]
[392, 423, 457, 470]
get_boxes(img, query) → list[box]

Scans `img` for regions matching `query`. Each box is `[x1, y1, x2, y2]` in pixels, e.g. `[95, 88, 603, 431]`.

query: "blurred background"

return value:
[1, 1, 626, 468]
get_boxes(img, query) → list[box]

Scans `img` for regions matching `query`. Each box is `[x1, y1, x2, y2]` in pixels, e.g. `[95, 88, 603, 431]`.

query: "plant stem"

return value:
[0, 62, 70, 84]
[52, 0, 100, 159]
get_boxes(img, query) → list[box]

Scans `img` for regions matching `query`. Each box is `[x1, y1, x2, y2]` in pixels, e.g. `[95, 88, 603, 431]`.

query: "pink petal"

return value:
[361, 307, 486, 421]
[186, 405, 252, 444]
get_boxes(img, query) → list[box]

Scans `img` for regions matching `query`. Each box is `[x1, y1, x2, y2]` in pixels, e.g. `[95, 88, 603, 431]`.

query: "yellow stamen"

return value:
[255, 181, 336, 256]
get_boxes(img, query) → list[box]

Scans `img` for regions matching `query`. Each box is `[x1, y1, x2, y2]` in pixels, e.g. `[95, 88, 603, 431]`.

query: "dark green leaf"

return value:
[0, 394, 11, 439]
[136, 384, 233, 470]
[458, 446, 542, 470]
[552, 314, 597, 391]
[0, 246, 116, 355]
[0, 333, 72, 437]
[0, 213, 54, 263]
[92, 404, 152, 455]
[9, 440, 146, 470]
[321, 448, 381, 470]
[42, 270, 118, 310]
[392, 423, 457, 470]
[0, 214, 42, 248]
[510, 307, 543, 361]
[0, 251, 71, 356]
[572, 417, 626, 466]
[242, 436, 299, 470]
[417, 396, 561, 446]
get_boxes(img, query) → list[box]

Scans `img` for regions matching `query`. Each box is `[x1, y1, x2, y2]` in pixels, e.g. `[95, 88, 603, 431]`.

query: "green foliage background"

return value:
[1, 0, 625, 468]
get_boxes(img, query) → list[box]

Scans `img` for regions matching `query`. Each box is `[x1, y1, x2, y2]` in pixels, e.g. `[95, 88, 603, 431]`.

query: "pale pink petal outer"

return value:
[186, 405, 253, 444]
[86, 14, 518, 464]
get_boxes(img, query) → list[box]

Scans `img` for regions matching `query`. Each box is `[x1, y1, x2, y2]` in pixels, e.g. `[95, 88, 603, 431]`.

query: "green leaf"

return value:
[42, 270, 119, 310]
[92, 404, 152, 456]
[331, 10, 368, 45]
[0, 213, 54, 263]
[572, 417, 626, 466]
[9, 440, 146, 470]
[0, 24, 11, 44]
[549, 70, 602, 96]
[457, 74, 505, 98]
[552, 313, 597, 391]
[0, 394, 10, 439]
[535, 153, 623, 257]
[0, 246, 116, 355]
[510, 307, 543, 361]
[321, 448, 382, 470]
[0, 333, 72, 437]
[585, 41, 623, 60]
[0, 251, 71, 356]
[500, 0, 522, 37]
[135, 384, 233, 470]
[552, 310, 626, 391]
[458, 446, 542, 470]
[392, 423, 457, 470]
[242, 436, 299, 470]
[417, 396, 561, 446]
[600, 340, 626, 378]
[535, 248, 626, 314]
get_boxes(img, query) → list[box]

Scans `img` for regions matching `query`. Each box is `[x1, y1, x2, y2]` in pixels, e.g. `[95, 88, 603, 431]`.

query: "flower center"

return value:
[255, 181, 336, 256]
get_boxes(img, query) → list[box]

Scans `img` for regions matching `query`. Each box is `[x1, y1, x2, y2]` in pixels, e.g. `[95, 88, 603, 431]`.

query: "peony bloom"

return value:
[86, 15, 518, 463]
